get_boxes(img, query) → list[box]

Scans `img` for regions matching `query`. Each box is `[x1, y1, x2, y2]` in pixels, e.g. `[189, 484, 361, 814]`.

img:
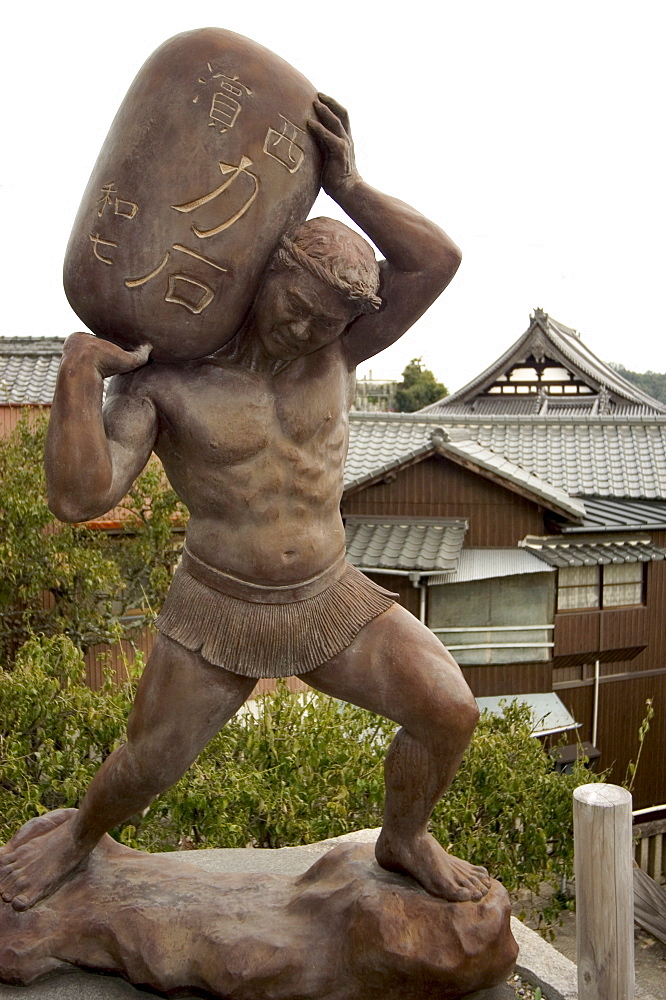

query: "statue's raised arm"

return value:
[308, 94, 462, 367]
[45, 333, 156, 523]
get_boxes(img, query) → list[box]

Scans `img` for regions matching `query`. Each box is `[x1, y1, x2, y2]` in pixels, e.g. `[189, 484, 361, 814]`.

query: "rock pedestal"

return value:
[0, 821, 516, 1000]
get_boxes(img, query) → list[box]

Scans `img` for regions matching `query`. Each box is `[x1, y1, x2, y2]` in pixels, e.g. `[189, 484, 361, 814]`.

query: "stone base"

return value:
[0, 821, 517, 1000]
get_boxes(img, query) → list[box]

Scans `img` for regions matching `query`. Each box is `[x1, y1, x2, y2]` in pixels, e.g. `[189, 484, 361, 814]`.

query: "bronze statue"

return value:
[0, 69, 491, 917]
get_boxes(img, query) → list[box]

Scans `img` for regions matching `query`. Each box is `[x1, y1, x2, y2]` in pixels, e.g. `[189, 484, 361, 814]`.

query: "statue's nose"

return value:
[287, 320, 310, 341]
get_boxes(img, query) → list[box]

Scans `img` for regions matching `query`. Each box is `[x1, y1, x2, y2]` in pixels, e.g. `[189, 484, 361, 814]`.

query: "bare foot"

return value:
[0, 809, 89, 911]
[375, 829, 492, 902]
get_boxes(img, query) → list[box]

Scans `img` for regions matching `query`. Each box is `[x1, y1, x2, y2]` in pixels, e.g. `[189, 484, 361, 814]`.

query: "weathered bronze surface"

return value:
[1, 28, 515, 998]
[64, 28, 321, 362]
[0, 812, 517, 999]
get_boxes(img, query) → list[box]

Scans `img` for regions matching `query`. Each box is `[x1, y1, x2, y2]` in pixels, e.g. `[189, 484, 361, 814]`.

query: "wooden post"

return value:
[574, 783, 635, 1000]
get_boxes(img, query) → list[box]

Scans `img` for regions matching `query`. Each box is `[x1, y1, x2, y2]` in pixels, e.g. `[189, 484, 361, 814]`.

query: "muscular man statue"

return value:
[0, 96, 490, 911]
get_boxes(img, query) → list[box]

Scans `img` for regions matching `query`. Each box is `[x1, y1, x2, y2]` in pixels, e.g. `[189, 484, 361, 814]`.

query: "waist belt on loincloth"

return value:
[180, 545, 347, 603]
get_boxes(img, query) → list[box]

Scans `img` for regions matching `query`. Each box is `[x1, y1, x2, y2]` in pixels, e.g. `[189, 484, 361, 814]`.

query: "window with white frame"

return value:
[557, 562, 645, 611]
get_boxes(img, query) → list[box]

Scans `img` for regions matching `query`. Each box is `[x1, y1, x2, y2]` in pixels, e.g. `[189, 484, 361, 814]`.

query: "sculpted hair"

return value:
[274, 217, 382, 314]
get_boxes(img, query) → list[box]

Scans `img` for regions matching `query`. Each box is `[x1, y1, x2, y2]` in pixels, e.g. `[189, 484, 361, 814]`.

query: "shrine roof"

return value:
[422, 309, 666, 416]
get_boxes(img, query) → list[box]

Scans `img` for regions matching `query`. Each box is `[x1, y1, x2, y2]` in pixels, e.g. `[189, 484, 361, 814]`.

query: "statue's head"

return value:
[273, 217, 381, 316]
[252, 218, 381, 361]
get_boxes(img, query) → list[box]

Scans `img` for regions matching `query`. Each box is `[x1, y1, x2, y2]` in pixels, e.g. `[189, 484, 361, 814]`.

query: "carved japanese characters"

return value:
[64, 28, 321, 362]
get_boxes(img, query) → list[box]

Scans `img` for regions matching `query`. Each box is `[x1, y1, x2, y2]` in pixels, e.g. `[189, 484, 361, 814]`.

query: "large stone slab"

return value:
[0, 829, 516, 1000]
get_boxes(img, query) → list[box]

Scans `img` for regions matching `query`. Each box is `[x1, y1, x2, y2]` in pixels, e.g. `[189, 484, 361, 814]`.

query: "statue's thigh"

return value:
[303, 603, 474, 731]
[126, 633, 256, 757]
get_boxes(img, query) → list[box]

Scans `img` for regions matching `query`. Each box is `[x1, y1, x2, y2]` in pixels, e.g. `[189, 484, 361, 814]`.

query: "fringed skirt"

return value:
[155, 547, 396, 678]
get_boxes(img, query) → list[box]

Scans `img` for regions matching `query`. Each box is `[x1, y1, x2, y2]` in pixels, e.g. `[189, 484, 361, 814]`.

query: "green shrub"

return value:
[0, 634, 134, 834]
[1, 636, 601, 929]
[0, 412, 186, 665]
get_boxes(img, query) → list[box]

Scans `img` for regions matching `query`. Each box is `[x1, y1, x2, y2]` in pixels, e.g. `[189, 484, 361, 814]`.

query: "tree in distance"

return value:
[609, 363, 666, 404]
[395, 358, 448, 412]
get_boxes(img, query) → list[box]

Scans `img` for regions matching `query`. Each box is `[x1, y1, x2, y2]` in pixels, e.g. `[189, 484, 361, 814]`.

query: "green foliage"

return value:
[0, 634, 135, 834]
[394, 357, 448, 412]
[0, 414, 121, 660]
[0, 659, 599, 930]
[609, 363, 666, 404]
[431, 701, 603, 926]
[0, 412, 186, 663]
[108, 459, 187, 622]
[624, 697, 654, 793]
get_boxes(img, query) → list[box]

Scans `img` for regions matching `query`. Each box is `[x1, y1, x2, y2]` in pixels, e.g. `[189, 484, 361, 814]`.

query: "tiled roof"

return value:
[562, 498, 666, 533]
[423, 310, 666, 416]
[345, 412, 666, 506]
[470, 418, 666, 498]
[437, 437, 586, 519]
[428, 547, 555, 586]
[0, 338, 64, 405]
[6, 339, 666, 510]
[345, 516, 467, 572]
[344, 413, 439, 490]
[523, 536, 666, 567]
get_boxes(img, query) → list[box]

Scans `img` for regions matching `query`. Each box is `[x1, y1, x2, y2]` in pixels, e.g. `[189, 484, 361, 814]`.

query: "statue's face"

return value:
[253, 266, 357, 360]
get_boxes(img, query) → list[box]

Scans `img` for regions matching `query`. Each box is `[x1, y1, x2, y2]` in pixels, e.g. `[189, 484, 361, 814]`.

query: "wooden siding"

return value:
[343, 455, 546, 546]
[556, 673, 666, 810]
[461, 662, 552, 697]
[85, 628, 156, 689]
[554, 606, 649, 663]
[0, 405, 48, 438]
[644, 548, 666, 674]
[84, 624, 313, 696]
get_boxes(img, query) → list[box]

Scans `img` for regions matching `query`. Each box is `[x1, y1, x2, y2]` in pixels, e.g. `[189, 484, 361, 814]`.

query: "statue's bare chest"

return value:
[153, 351, 353, 468]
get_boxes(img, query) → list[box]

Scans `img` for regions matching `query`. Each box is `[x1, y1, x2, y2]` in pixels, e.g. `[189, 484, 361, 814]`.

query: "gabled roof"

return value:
[345, 411, 666, 505]
[469, 416, 666, 498]
[345, 413, 590, 516]
[422, 309, 666, 416]
[345, 516, 467, 572]
[435, 435, 586, 519]
[0, 337, 65, 405]
[344, 413, 441, 491]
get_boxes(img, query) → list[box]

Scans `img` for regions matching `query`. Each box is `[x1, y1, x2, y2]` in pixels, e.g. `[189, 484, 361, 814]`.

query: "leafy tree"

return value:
[609, 363, 666, 404]
[0, 412, 186, 665]
[395, 358, 448, 411]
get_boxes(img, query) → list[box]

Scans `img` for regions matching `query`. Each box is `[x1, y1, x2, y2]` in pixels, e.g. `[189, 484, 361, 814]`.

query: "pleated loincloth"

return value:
[155, 546, 397, 678]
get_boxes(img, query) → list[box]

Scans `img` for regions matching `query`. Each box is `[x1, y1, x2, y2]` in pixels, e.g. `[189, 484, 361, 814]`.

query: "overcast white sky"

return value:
[2, 0, 665, 392]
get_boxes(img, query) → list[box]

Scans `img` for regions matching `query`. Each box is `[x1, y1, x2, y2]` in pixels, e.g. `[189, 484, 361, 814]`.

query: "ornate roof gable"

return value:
[423, 310, 666, 416]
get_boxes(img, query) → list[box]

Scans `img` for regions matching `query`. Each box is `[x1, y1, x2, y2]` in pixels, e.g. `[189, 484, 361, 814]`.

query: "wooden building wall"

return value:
[551, 543, 666, 809]
[343, 455, 547, 546]
[0, 405, 47, 438]
[461, 662, 552, 697]
[346, 461, 666, 809]
[84, 623, 309, 696]
[556, 674, 666, 811]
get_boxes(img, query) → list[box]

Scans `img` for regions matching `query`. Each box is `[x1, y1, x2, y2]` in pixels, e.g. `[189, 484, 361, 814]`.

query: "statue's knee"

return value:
[426, 687, 479, 747]
[459, 693, 480, 738]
